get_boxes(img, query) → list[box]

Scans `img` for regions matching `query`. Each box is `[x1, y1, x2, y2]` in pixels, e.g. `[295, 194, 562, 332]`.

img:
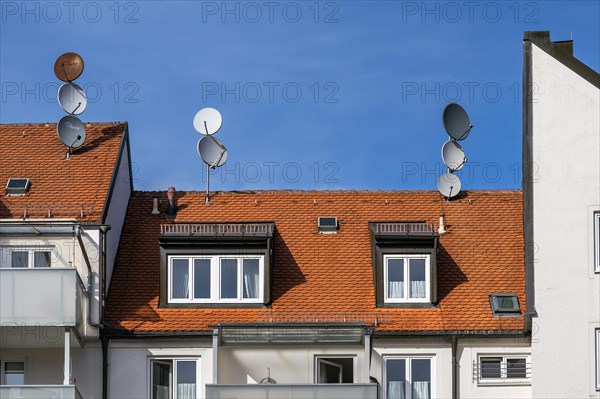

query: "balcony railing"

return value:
[205, 383, 377, 399]
[0, 385, 82, 399]
[0, 268, 84, 326]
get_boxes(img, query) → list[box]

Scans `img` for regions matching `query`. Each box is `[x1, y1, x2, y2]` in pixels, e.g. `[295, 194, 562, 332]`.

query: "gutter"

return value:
[452, 335, 458, 399]
[74, 226, 104, 331]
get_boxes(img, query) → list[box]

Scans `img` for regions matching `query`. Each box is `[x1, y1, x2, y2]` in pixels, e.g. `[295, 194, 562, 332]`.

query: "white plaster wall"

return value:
[530, 43, 600, 398]
[458, 338, 531, 399]
[372, 337, 531, 399]
[0, 345, 101, 398]
[218, 344, 366, 384]
[103, 139, 132, 291]
[108, 339, 213, 399]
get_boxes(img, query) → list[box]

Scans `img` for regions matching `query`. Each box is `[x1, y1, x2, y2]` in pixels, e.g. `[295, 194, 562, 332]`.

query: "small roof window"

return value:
[490, 294, 521, 316]
[6, 178, 30, 196]
[318, 217, 338, 234]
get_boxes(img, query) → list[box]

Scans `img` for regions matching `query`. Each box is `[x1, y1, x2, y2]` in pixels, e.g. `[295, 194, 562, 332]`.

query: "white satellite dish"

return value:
[57, 115, 86, 148]
[193, 107, 223, 135]
[437, 172, 461, 198]
[198, 136, 228, 167]
[441, 140, 467, 171]
[58, 82, 87, 115]
[443, 103, 473, 141]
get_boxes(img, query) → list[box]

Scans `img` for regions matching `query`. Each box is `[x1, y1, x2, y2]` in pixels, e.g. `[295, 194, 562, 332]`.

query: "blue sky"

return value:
[1, 1, 598, 192]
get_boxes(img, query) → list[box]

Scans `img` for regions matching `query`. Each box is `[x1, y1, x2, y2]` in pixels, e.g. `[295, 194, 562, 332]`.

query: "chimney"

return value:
[438, 213, 446, 234]
[151, 197, 160, 215]
[554, 40, 574, 56]
[165, 187, 177, 219]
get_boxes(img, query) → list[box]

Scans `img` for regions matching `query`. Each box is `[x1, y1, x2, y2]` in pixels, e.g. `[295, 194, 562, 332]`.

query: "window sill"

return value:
[477, 380, 531, 387]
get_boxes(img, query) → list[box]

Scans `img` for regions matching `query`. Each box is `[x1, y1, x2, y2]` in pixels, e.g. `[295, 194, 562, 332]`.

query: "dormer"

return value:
[158, 223, 275, 308]
[370, 222, 439, 308]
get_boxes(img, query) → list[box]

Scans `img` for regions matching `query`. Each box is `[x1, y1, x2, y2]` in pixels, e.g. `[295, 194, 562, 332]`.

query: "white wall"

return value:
[0, 344, 102, 398]
[108, 339, 213, 399]
[219, 344, 366, 384]
[372, 337, 531, 399]
[530, 42, 600, 398]
[103, 139, 132, 291]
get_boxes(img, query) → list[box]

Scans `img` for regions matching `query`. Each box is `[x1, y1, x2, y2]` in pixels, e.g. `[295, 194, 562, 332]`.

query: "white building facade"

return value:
[522, 31, 600, 398]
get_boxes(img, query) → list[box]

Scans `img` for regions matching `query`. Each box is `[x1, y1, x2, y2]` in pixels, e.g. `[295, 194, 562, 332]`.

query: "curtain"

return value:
[177, 383, 196, 399]
[387, 381, 405, 399]
[154, 386, 169, 399]
[389, 281, 404, 298]
[412, 382, 430, 399]
[410, 281, 426, 298]
[173, 266, 189, 298]
[243, 273, 259, 299]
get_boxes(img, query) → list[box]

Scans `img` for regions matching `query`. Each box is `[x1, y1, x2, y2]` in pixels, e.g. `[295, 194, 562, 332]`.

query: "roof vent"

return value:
[318, 217, 338, 234]
[490, 294, 521, 316]
[6, 178, 30, 196]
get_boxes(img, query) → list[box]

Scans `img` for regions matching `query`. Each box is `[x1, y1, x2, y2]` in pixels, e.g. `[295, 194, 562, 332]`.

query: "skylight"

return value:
[490, 294, 521, 316]
[318, 217, 338, 234]
[5, 178, 30, 196]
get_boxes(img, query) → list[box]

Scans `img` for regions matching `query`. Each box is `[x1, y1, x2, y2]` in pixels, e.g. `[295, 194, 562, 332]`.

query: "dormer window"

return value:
[370, 222, 438, 308]
[159, 223, 274, 308]
[384, 254, 430, 303]
[168, 255, 264, 303]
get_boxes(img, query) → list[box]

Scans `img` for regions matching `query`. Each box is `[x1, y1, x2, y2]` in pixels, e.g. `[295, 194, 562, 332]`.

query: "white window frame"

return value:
[149, 357, 201, 399]
[1, 360, 26, 385]
[383, 355, 435, 399]
[314, 355, 357, 384]
[596, 328, 600, 390]
[476, 354, 531, 385]
[594, 213, 600, 273]
[3, 247, 54, 268]
[168, 255, 264, 304]
[384, 254, 430, 303]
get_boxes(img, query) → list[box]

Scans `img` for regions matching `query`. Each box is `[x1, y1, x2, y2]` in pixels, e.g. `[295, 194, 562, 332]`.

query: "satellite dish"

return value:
[437, 172, 461, 198]
[193, 108, 222, 135]
[57, 82, 87, 115]
[441, 140, 467, 171]
[57, 115, 86, 149]
[443, 103, 473, 141]
[54, 52, 85, 82]
[198, 136, 228, 167]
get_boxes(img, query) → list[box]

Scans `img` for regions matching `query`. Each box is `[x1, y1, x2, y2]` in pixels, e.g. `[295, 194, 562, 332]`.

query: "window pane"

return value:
[409, 258, 426, 299]
[506, 358, 527, 378]
[480, 358, 502, 379]
[386, 359, 406, 399]
[220, 259, 238, 299]
[34, 251, 51, 268]
[176, 361, 196, 399]
[193, 259, 211, 299]
[243, 259, 259, 299]
[4, 361, 25, 385]
[318, 361, 342, 384]
[171, 259, 189, 299]
[411, 359, 431, 399]
[11, 252, 28, 268]
[387, 258, 404, 299]
[152, 361, 172, 399]
[497, 296, 516, 310]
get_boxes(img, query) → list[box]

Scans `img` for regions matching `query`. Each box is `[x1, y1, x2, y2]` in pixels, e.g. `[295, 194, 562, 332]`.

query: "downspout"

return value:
[99, 225, 111, 399]
[452, 335, 459, 399]
[74, 226, 102, 329]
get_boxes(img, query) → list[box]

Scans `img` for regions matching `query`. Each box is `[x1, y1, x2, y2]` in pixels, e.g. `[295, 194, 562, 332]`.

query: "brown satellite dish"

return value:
[54, 52, 85, 82]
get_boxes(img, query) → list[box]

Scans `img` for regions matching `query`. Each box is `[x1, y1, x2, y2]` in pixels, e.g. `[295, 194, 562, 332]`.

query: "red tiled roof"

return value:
[0, 123, 127, 222]
[106, 190, 525, 333]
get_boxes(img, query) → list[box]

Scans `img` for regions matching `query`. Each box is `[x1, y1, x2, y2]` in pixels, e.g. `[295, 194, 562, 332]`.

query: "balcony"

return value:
[0, 385, 82, 399]
[0, 268, 84, 326]
[205, 383, 377, 399]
